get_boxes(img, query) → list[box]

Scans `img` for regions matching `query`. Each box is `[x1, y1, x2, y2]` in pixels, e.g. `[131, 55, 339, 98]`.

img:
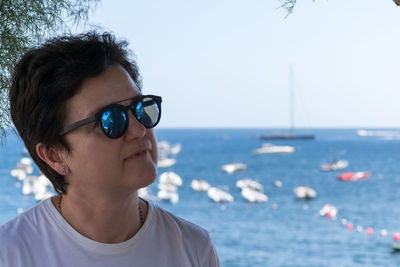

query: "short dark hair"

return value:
[9, 32, 142, 194]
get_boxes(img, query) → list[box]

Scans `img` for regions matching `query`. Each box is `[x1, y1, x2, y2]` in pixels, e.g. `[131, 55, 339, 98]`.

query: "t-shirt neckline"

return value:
[42, 197, 153, 255]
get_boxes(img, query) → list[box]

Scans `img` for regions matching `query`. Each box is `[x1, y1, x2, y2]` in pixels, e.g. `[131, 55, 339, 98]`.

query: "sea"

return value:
[2, 128, 400, 267]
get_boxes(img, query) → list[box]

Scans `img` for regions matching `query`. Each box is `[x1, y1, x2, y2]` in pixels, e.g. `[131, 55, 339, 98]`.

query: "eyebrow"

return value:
[88, 94, 142, 117]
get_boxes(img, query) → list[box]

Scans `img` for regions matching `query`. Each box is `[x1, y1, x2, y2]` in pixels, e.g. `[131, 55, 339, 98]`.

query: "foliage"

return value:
[0, 0, 98, 143]
[280, 0, 315, 18]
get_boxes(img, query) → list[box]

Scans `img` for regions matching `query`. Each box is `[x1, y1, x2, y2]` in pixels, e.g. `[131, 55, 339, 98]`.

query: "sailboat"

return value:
[260, 66, 315, 140]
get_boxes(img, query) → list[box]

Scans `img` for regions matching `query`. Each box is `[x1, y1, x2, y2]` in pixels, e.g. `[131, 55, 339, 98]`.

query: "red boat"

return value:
[336, 172, 371, 181]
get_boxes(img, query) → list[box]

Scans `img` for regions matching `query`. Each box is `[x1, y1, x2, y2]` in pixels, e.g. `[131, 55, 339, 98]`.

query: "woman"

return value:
[1, 32, 221, 266]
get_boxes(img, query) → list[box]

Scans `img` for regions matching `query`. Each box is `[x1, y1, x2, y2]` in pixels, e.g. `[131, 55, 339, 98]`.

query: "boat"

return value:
[157, 171, 182, 203]
[158, 141, 182, 157]
[391, 243, 400, 251]
[220, 163, 247, 174]
[293, 186, 317, 199]
[319, 203, 338, 218]
[207, 187, 234, 203]
[35, 191, 54, 202]
[260, 66, 315, 140]
[10, 168, 26, 181]
[336, 172, 371, 181]
[253, 143, 295, 154]
[191, 179, 210, 191]
[320, 160, 348, 171]
[157, 183, 178, 192]
[169, 144, 182, 156]
[260, 134, 314, 140]
[157, 158, 176, 168]
[274, 180, 283, 188]
[22, 175, 51, 196]
[357, 129, 400, 139]
[236, 178, 263, 192]
[138, 187, 157, 201]
[15, 157, 34, 174]
[241, 187, 268, 203]
[159, 171, 183, 186]
[157, 189, 179, 203]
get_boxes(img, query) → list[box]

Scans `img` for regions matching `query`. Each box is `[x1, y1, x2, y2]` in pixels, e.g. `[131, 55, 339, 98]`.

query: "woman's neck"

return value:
[52, 189, 147, 243]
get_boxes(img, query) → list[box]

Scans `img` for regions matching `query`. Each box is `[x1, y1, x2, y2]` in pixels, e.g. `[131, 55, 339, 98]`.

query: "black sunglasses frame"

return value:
[59, 95, 162, 138]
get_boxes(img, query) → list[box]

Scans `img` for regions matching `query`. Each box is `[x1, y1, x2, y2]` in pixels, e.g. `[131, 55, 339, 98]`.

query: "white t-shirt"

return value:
[0, 198, 221, 267]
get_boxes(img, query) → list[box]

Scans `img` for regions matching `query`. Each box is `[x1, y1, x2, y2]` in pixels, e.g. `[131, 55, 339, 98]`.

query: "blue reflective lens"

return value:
[136, 101, 143, 120]
[101, 107, 127, 138]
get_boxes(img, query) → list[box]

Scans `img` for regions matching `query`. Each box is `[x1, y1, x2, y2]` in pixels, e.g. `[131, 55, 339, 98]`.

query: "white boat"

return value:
[207, 187, 234, 203]
[236, 178, 263, 192]
[274, 180, 283, 188]
[319, 203, 338, 218]
[157, 158, 176, 168]
[253, 143, 295, 154]
[16, 157, 34, 174]
[22, 176, 47, 196]
[241, 187, 268, 203]
[220, 163, 247, 174]
[35, 191, 54, 202]
[159, 171, 182, 186]
[158, 141, 182, 157]
[158, 141, 170, 153]
[191, 179, 210, 191]
[320, 160, 348, 171]
[357, 129, 400, 139]
[169, 144, 182, 156]
[157, 190, 179, 203]
[293, 186, 317, 199]
[10, 168, 26, 181]
[157, 183, 178, 192]
[138, 187, 157, 201]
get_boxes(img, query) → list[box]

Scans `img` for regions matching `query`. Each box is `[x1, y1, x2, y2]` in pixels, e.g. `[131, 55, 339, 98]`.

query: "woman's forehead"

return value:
[64, 65, 140, 122]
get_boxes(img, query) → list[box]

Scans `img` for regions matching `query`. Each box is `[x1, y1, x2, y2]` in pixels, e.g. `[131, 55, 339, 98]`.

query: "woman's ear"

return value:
[36, 143, 68, 175]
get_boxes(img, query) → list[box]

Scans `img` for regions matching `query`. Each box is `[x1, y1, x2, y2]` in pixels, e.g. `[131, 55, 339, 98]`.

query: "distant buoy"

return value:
[272, 203, 278, 210]
[366, 227, 373, 236]
[393, 232, 400, 241]
[341, 219, 348, 225]
[381, 229, 388, 237]
[357, 226, 363, 232]
[347, 223, 353, 230]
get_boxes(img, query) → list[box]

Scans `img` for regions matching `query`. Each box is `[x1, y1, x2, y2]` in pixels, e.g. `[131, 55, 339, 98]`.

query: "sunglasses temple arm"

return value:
[59, 116, 97, 136]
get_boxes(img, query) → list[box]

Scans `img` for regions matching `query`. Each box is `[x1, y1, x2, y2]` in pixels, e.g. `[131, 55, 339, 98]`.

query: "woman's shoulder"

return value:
[147, 203, 221, 266]
[0, 199, 50, 242]
[149, 202, 211, 241]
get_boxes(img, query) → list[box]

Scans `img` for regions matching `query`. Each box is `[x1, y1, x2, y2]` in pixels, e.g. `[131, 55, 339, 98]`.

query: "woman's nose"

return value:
[123, 110, 146, 141]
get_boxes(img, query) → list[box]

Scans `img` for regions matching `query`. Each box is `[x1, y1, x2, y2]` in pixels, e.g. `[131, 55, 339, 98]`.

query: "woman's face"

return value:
[61, 64, 158, 194]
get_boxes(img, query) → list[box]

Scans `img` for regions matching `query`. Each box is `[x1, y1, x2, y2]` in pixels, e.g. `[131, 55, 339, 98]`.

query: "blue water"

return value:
[2, 129, 400, 266]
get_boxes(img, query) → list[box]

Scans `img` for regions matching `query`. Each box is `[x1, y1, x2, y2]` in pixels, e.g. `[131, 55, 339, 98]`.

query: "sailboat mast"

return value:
[259, 65, 315, 140]
[289, 65, 294, 135]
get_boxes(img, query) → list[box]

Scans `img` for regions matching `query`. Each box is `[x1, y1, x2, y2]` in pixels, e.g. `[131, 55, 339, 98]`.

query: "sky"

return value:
[78, 0, 400, 129]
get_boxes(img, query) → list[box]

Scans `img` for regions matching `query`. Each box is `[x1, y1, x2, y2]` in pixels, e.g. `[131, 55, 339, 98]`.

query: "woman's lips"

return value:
[125, 150, 148, 161]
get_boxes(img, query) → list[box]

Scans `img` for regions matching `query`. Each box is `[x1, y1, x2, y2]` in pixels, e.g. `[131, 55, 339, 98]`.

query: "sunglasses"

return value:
[59, 95, 162, 139]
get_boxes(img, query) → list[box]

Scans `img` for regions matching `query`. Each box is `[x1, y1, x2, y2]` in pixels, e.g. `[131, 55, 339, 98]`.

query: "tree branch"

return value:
[394, 0, 400, 6]
[0, 0, 4, 14]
